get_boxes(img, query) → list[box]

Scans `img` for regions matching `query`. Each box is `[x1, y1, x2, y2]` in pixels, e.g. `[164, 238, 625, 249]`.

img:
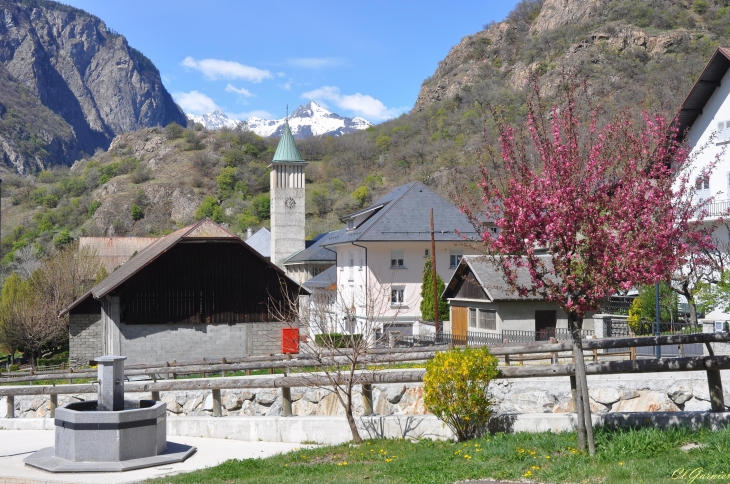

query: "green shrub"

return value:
[130, 203, 144, 221]
[53, 228, 73, 248]
[165, 122, 184, 139]
[195, 196, 224, 223]
[314, 333, 363, 348]
[693, 0, 708, 14]
[251, 193, 270, 220]
[9, 364, 19, 371]
[351, 186, 370, 207]
[88, 200, 101, 216]
[217, 166, 236, 199]
[424, 346, 498, 441]
[130, 165, 152, 184]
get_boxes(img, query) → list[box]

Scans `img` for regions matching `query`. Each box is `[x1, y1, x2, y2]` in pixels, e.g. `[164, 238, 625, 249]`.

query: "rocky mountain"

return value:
[0, 0, 186, 174]
[414, 0, 716, 117]
[6, 0, 730, 264]
[187, 102, 372, 138]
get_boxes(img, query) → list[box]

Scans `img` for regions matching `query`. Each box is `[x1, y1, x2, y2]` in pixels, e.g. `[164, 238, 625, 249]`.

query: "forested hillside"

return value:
[3, 0, 730, 264]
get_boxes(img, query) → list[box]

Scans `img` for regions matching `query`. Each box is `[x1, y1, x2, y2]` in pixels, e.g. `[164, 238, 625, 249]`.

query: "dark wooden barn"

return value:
[62, 219, 306, 366]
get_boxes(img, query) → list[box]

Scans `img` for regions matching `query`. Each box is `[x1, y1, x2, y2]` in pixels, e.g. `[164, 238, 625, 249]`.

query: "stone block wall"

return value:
[4, 373, 728, 420]
[69, 314, 103, 367]
[118, 320, 291, 365]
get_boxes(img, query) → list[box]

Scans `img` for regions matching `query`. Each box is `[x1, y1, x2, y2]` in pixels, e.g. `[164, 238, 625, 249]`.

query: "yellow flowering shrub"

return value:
[423, 346, 499, 441]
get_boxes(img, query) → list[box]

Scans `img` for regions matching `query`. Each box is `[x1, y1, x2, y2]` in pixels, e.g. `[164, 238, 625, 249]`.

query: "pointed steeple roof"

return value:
[272, 122, 305, 163]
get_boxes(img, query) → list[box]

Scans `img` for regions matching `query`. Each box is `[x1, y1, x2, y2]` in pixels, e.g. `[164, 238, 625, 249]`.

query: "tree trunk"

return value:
[344, 389, 363, 444]
[687, 296, 699, 327]
[569, 313, 595, 455]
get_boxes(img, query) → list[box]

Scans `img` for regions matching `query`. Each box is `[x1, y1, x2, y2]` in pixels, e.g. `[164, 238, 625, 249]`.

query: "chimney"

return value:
[246, 227, 253, 239]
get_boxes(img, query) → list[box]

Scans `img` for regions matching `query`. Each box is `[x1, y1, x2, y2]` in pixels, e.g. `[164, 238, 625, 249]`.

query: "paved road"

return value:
[0, 430, 308, 484]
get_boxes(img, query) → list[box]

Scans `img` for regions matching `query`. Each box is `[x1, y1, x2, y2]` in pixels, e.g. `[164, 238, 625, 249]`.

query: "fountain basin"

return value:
[55, 399, 166, 462]
[25, 400, 196, 472]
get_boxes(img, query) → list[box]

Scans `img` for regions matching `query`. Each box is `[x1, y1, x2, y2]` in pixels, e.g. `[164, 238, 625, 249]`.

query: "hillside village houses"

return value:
[64, 120, 588, 364]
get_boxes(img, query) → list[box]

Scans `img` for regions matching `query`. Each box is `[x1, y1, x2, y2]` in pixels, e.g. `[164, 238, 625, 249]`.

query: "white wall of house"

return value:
[686, 72, 730, 230]
[328, 241, 481, 329]
[447, 299, 595, 332]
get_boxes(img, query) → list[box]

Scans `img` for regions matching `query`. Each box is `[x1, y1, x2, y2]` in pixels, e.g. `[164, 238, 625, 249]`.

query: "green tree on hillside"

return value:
[195, 196, 224, 223]
[420, 257, 448, 322]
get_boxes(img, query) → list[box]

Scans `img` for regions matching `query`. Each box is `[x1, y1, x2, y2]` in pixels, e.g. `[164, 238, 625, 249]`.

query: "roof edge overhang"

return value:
[673, 46, 730, 141]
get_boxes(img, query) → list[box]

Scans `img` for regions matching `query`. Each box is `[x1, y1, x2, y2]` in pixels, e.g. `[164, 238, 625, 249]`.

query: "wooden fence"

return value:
[0, 332, 728, 420]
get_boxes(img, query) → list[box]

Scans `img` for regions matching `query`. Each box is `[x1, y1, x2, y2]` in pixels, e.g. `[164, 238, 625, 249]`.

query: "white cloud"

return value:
[277, 72, 286, 78]
[181, 56, 272, 83]
[287, 57, 341, 69]
[173, 90, 220, 115]
[279, 81, 292, 91]
[301, 86, 404, 120]
[224, 84, 255, 97]
[227, 110, 274, 121]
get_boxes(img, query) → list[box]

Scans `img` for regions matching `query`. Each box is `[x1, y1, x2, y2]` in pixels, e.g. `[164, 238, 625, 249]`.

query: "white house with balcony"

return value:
[318, 182, 483, 338]
[674, 47, 730, 321]
[678, 47, 730, 231]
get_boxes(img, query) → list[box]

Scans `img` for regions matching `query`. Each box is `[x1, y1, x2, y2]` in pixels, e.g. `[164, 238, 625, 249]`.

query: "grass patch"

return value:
[149, 426, 730, 483]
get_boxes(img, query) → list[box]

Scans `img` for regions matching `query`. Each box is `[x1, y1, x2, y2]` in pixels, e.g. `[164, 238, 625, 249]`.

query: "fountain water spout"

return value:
[95, 355, 126, 411]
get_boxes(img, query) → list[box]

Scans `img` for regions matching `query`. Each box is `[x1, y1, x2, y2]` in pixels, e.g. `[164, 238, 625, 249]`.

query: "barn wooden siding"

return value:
[119, 241, 294, 325]
[454, 271, 488, 300]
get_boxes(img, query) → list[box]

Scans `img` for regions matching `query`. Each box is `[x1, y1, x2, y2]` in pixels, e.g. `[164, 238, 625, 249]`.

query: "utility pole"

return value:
[430, 209, 440, 343]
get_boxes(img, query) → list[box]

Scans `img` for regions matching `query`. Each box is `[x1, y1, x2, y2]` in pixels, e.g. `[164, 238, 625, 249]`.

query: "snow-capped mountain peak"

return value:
[186, 102, 372, 139]
[186, 110, 244, 131]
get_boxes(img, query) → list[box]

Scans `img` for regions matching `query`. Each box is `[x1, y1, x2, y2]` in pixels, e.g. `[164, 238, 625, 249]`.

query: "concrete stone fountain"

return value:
[25, 355, 195, 472]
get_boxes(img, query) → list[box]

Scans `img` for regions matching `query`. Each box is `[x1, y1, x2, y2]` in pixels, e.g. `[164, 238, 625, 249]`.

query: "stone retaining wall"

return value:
[2, 372, 727, 419]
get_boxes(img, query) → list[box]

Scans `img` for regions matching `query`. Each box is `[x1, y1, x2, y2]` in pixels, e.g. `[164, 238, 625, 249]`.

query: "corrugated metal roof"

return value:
[60, 219, 308, 316]
[674, 47, 730, 140]
[271, 123, 305, 163]
[442, 255, 552, 301]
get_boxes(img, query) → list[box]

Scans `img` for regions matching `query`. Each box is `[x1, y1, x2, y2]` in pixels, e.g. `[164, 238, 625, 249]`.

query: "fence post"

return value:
[362, 384, 373, 416]
[549, 337, 558, 364]
[269, 354, 274, 375]
[50, 394, 57, 418]
[6, 395, 14, 418]
[629, 346, 636, 360]
[569, 376, 577, 412]
[171, 359, 177, 379]
[707, 370, 725, 412]
[212, 389, 222, 417]
[151, 391, 160, 401]
[246, 354, 251, 376]
[519, 353, 523, 366]
[221, 357, 227, 378]
[592, 335, 598, 362]
[281, 387, 292, 417]
[503, 339, 510, 366]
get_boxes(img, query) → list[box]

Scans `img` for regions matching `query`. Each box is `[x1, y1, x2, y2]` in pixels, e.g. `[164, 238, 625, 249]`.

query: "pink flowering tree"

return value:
[459, 81, 719, 454]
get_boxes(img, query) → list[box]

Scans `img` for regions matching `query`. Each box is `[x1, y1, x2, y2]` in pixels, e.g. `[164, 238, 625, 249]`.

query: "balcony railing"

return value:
[699, 198, 730, 218]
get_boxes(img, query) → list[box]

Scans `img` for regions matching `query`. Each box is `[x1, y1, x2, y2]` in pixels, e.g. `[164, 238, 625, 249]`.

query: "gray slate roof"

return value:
[323, 182, 477, 246]
[284, 231, 337, 264]
[302, 265, 337, 289]
[443, 255, 553, 301]
[244, 227, 271, 258]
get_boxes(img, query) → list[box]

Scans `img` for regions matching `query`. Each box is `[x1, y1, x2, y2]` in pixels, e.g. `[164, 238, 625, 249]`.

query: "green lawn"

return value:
[150, 426, 730, 484]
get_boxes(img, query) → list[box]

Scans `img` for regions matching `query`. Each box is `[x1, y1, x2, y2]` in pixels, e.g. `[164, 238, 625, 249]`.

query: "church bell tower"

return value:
[269, 122, 307, 268]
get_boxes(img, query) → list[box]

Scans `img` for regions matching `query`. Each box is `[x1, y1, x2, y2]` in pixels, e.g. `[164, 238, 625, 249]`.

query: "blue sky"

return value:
[65, 1, 519, 123]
